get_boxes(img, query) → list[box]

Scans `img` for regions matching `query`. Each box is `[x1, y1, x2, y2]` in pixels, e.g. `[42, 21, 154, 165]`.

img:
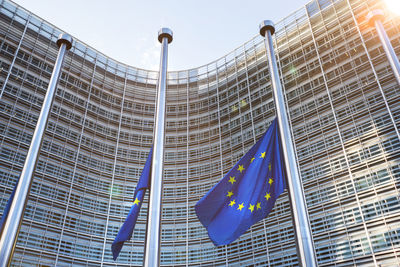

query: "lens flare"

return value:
[385, 0, 400, 15]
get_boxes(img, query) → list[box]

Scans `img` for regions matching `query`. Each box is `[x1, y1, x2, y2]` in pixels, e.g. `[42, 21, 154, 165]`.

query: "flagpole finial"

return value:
[56, 33, 73, 50]
[366, 9, 384, 27]
[259, 20, 275, 37]
[158, 28, 173, 44]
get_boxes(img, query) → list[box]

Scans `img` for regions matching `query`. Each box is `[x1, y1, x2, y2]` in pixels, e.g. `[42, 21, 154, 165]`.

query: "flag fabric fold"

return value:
[195, 118, 287, 246]
[111, 148, 152, 260]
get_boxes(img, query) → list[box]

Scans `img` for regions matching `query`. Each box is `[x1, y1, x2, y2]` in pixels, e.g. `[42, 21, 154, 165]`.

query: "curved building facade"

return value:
[0, 0, 399, 266]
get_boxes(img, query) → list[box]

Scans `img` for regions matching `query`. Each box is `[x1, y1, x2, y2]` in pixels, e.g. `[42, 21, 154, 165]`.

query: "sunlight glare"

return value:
[385, 0, 400, 15]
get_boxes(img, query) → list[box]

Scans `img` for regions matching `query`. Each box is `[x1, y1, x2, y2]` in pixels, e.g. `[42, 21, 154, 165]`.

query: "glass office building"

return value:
[0, 0, 399, 265]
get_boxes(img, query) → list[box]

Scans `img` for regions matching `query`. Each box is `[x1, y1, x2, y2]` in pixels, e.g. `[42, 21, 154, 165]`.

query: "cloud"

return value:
[138, 38, 161, 71]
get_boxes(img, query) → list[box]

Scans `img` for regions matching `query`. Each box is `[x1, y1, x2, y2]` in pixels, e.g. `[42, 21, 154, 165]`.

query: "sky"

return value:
[12, 0, 311, 71]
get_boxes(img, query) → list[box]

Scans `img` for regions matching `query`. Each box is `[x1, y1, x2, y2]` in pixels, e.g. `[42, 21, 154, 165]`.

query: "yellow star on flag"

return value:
[237, 203, 244, 211]
[260, 152, 266, 158]
[269, 163, 272, 171]
[256, 202, 261, 210]
[250, 157, 255, 163]
[264, 193, 271, 200]
[229, 199, 236, 207]
[133, 198, 140, 206]
[227, 191, 234, 197]
[228, 176, 236, 184]
[237, 165, 245, 173]
[248, 204, 255, 213]
[269, 178, 273, 185]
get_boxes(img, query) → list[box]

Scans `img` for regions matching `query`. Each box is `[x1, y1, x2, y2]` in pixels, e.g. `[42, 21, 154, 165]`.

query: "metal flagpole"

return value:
[143, 28, 172, 267]
[367, 9, 400, 86]
[365, 10, 400, 142]
[259, 21, 317, 267]
[0, 33, 72, 266]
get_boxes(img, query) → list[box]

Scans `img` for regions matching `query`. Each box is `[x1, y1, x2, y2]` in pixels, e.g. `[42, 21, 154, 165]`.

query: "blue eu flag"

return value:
[195, 118, 287, 246]
[112, 148, 152, 260]
[0, 184, 16, 233]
